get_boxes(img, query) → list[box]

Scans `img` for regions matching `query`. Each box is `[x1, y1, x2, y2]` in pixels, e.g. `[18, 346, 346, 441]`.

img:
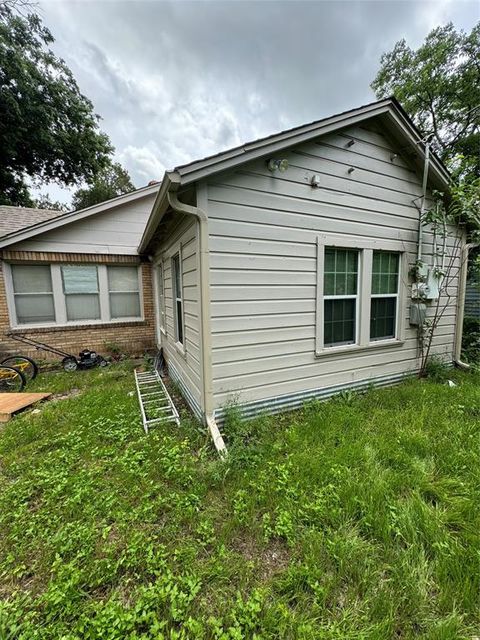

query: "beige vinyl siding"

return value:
[153, 214, 203, 419]
[12, 194, 156, 256]
[207, 123, 462, 413]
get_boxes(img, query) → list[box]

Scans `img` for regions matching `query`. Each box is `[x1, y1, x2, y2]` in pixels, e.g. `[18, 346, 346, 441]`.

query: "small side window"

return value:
[172, 254, 184, 345]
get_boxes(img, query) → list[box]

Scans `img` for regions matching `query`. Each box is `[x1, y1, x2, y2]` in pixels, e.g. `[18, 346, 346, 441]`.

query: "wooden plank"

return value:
[0, 393, 51, 422]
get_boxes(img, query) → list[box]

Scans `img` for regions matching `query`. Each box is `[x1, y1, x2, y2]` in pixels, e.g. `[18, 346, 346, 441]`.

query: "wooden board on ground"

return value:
[0, 393, 52, 422]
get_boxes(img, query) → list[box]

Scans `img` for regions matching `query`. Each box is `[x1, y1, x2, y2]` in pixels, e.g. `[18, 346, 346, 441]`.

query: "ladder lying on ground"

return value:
[134, 368, 180, 433]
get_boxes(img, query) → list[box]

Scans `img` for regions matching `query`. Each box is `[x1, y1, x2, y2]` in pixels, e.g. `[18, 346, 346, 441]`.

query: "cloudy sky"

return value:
[37, 0, 478, 204]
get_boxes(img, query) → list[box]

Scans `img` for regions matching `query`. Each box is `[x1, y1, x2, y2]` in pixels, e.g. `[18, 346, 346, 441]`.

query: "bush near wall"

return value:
[462, 316, 480, 364]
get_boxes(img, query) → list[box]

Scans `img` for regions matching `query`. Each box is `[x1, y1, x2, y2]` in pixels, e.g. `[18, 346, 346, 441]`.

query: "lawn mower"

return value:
[7, 333, 108, 372]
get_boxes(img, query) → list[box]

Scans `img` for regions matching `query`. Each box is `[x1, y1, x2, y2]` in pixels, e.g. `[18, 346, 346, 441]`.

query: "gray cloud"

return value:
[37, 0, 479, 203]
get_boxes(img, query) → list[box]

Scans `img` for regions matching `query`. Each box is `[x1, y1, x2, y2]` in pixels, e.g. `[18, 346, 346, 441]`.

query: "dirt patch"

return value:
[51, 388, 82, 402]
[231, 535, 291, 581]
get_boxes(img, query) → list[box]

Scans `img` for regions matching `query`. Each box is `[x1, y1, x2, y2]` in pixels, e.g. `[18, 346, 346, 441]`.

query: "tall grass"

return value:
[0, 364, 478, 639]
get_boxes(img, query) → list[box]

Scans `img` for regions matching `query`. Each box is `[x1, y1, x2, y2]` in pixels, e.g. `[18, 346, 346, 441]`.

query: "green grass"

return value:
[0, 363, 479, 639]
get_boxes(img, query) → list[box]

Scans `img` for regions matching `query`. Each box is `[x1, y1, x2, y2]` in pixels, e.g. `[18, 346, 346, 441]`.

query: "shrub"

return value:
[462, 316, 480, 364]
[423, 355, 451, 382]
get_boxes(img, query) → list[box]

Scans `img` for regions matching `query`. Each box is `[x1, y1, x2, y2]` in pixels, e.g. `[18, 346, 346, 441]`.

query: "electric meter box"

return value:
[411, 264, 442, 301]
[410, 302, 427, 326]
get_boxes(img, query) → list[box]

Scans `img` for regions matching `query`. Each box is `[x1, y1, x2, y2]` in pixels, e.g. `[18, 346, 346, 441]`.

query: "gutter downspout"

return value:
[417, 141, 430, 263]
[454, 241, 478, 370]
[166, 188, 227, 457]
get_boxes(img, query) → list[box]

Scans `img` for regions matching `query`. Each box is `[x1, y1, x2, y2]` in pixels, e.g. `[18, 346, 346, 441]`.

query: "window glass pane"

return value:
[324, 299, 355, 346]
[172, 255, 181, 300]
[157, 265, 163, 297]
[324, 272, 335, 296]
[324, 249, 335, 272]
[372, 252, 399, 295]
[62, 266, 98, 294]
[370, 297, 396, 340]
[12, 265, 52, 293]
[172, 254, 183, 344]
[176, 300, 183, 343]
[15, 294, 55, 324]
[108, 266, 139, 292]
[324, 248, 358, 296]
[110, 292, 141, 318]
[66, 294, 100, 321]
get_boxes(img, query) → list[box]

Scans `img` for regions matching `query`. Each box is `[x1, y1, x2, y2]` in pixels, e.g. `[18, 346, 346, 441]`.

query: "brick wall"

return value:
[0, 252, 157, 361]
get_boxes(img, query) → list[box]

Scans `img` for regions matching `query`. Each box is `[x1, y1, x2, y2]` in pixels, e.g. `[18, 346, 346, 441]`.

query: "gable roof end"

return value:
[138, 97, 450, 253]
[0, 182, 160, 250]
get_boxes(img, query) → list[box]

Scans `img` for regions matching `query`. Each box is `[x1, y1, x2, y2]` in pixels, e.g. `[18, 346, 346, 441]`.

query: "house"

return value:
[0, 98, 470, 450]
[138, 97, 468, 448]
[0, 183, 159, 360]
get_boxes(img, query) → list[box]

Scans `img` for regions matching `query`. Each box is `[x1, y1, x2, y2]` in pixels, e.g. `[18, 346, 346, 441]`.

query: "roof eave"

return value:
[137, 172, 181, 254]
[173, 98, 450, 191]
[0, 182, 160, 250]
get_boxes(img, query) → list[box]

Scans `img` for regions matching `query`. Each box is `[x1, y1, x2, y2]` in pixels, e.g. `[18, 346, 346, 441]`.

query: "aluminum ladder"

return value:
[134, 368, 180, 433]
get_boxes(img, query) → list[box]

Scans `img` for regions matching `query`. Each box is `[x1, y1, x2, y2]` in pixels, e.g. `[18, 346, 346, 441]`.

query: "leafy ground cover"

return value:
[0, 362, 479, 639]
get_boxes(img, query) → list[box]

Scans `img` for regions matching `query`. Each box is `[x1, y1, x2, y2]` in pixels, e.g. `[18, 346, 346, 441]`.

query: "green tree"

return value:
[32, 194, 68, 211]
[72, 162, 135, 210]
[371, 23, 480, 175]
[0, 4, 113, 206]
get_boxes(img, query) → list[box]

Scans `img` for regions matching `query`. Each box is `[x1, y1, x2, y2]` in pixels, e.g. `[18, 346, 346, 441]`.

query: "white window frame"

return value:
[323, 248, 361, 348]
[315, 235, 406, 357]
[4, 262, 144, 329]
[171, 251, 185, 350]
[10, 264, 57, 325]
[61, 264, 102, 323]
[106, 265, 143, 321]
[370, 251, 400, 342]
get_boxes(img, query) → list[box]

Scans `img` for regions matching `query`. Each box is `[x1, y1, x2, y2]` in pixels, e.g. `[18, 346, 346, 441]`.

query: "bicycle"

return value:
[0, 364, 26, 392]
[1, 355, 38, 381]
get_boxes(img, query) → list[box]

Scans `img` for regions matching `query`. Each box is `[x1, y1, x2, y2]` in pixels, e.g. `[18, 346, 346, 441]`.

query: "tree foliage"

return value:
[32, 193, 68, 211]
[0, 4, 113, 206]
[72, 162, 136, 210]
[371, 22, 480, 174]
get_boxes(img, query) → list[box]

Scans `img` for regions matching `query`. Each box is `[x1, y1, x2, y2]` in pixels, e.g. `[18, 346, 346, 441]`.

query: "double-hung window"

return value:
[316, 237, 404, 355]
[172, 254, 184, 345]
[370, 251, 399, 341]
[107, 266, 141, 319]
[62, 265, 100, 321]
[323, 248, 359, 347]
[11, 265, 56, 324]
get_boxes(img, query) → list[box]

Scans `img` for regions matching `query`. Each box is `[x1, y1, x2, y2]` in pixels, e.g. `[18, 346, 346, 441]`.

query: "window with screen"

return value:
[11, 265, 56, 324]
[61, 265, 100, 321]
[370, 251, 399, 341]
[323, 247, 358, 347]
[107, 266, 141, 319]
[172, 254, 184, 345]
